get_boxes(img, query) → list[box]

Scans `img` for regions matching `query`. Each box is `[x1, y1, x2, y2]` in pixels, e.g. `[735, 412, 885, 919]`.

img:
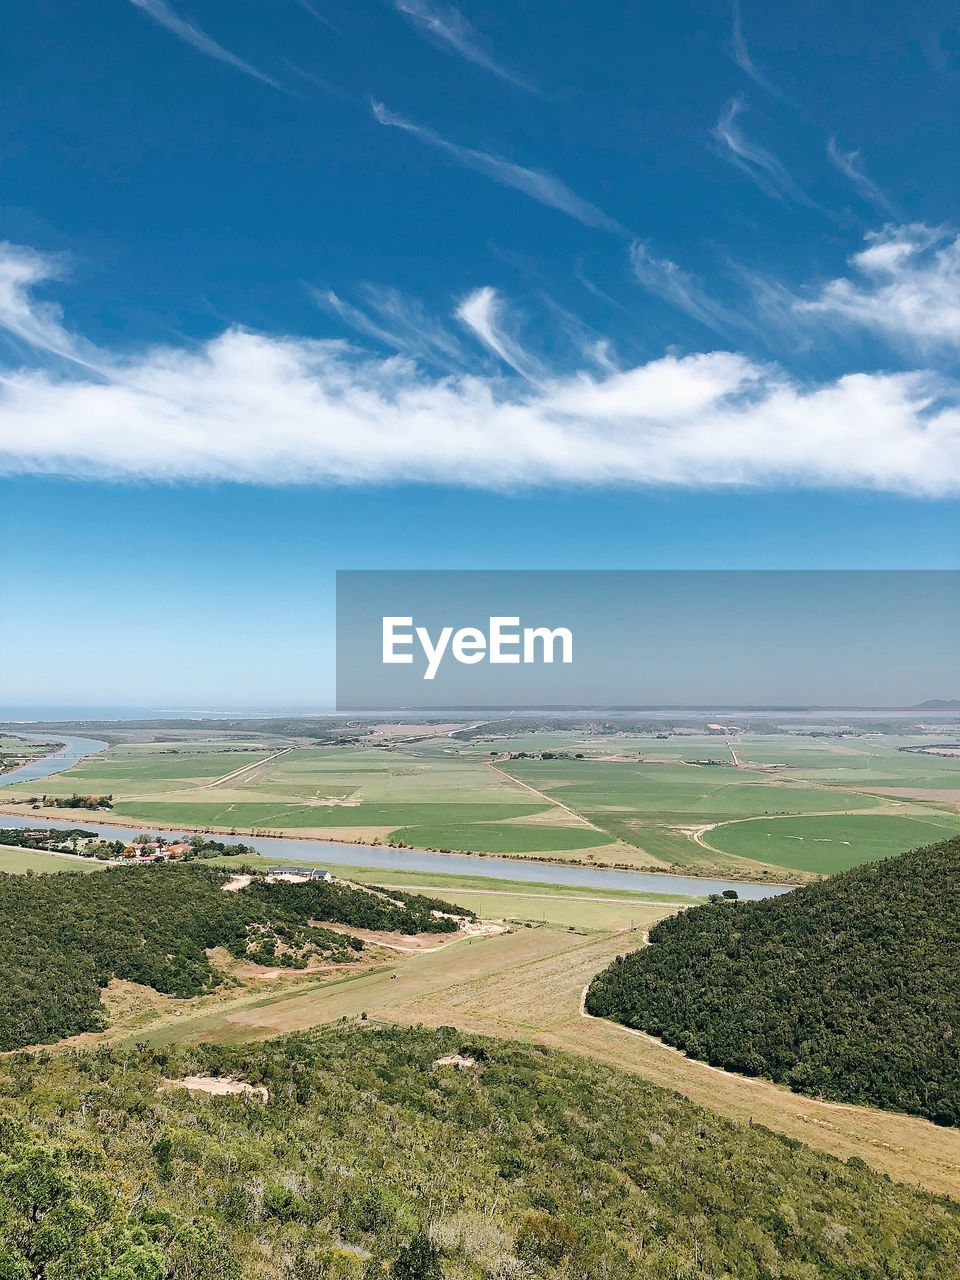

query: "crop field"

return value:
[1, 742, 278, 797]
[705, 811, 960, 873]
[3, 728, 959, 878]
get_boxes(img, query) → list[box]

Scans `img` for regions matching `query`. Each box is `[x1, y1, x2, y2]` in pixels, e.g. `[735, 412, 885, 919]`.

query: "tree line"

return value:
[0, 866, 473, 1050]
[586, 836, 960, 1125]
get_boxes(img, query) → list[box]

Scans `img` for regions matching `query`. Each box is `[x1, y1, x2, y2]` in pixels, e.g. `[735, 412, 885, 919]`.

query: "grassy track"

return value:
[126, 922, 960, 1201]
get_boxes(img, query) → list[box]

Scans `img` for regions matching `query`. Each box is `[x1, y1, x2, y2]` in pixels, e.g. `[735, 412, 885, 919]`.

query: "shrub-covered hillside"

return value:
[586, 836, 960, 1124]
[2, 1025, 959, 1279]
[0, 866, 472, 1050]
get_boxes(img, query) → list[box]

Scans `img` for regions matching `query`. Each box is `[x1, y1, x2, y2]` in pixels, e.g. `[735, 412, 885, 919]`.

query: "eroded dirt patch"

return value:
[160, 1075, 268, 1101]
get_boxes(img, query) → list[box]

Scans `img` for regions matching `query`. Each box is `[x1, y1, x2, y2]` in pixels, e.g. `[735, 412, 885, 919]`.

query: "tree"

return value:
[391, 1233, 441, 1280]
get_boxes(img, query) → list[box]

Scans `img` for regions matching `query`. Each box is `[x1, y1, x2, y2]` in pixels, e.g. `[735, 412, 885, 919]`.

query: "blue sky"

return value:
[1, 1, 958, 705]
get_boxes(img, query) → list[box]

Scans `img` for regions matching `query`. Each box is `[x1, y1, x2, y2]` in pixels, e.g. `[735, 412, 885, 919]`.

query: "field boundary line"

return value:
[200, 747, 296, 790]
[484, 761, 602, 830]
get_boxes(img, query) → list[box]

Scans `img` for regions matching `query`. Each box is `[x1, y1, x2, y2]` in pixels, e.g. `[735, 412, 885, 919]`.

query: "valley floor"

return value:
[99, 913, 960, 1202]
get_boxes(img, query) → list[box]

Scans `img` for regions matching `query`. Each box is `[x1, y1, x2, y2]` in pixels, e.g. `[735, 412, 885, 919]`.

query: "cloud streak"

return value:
[729, 0, 780, 96]
[827, 138, 898, 216]
[393, 0, 534, 91]
[0, 244, 957, 495]
[630, 242, 744, 336]
[457, 286, 543, 379]
[371, 101, 623, 232]
[314, 285, 466, 367]
[713, 98, 807, 203]
[127, 0, 282, 88]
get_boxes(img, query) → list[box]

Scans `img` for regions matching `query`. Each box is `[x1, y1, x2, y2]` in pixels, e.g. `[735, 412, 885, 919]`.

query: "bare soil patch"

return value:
[161, 1075, 268, 1101]
[316, 919, 505, 952]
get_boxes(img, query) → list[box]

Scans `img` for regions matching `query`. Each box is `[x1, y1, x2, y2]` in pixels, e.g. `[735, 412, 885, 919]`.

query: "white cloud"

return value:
[371, 101, 623, 233]
[729, 0, 780, 97]
[801, 225, 960, 349]
[630, 242, 743, 335]
[0, 244, 957, 495]
[826, 138, 897, 216]
[315, 286, 466, 367]
[456, 286, 542, 379]
[393, 0, 534, 92]
[127, 0, 282, 89]
[713, 98, 807, 203]
[0, 244, 98, 368]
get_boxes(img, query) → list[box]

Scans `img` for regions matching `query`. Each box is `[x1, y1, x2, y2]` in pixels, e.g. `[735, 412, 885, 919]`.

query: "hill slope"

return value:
[1, 1025, 959, 1279]
[0, 865, 472, 1050]
[586, 836, 960, 1124]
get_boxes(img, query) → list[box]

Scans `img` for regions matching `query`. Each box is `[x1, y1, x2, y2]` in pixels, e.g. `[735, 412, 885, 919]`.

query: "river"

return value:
[0, 733, 791, 900]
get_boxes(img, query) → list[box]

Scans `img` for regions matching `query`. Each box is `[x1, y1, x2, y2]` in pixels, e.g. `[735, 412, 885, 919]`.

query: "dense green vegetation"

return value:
[586, 837, 960, 1124]
[32, 792, 114, 810]
[0, 827, 256, 862]
[2, 1025, 958, 1280]
[0, 826, 100, 852]
[0, 868, 473, 1050]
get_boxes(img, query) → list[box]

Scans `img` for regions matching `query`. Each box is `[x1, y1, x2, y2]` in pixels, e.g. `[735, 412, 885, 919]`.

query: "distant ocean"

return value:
[0, 706, 340, 722]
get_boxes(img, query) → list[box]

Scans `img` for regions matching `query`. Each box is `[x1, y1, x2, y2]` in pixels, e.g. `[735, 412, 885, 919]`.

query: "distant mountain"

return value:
[915, 699, 960, 708]
[586, 836, 960, 1125]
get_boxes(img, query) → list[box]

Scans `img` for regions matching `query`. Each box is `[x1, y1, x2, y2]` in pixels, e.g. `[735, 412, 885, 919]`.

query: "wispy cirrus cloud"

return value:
[314, 285, 466, 367]
[630, 242, 744, 336]
[392, 0, 535, 92]
[0, 245, 99, 369]
[371, 101, 623, 233]
[713, 97, 807, 203]
[729, 0, 781, 97]
[800, 225, 960, 349]
[127, 0, 283, 89]
[0, 243, 958, 495]
[826, 138, 898, 217]
[292, 0, 340, 33]
[456, 286, 543, 379]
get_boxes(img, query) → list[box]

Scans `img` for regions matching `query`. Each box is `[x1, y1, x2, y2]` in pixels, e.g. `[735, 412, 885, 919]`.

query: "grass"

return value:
[0, 846, 105, 874]
[110, 800, 546, 828]
[1, 746, 276, 797]
[501, 758, 884, 815]
[383, 888, 674, 930]
[705, 812, 960, 873]
[122, 921, 960, 1202]
[9, 731, 960, 879]
[388, 821, 608, 855]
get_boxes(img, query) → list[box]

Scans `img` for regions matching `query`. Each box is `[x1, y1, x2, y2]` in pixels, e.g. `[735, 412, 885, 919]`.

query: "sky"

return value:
[0, 0, 958, 706]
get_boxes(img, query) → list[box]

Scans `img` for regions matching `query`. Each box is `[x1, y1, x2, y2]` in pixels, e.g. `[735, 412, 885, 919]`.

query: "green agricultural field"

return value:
[0, 846, 106, 874]
[111, 799, 546, 829]
[10, 730, 960, 879]
[499, 758, 882, 817]
[388, 820, 608, 855]
[705, 812, 960, 873]
[0, 743, 277, 798]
